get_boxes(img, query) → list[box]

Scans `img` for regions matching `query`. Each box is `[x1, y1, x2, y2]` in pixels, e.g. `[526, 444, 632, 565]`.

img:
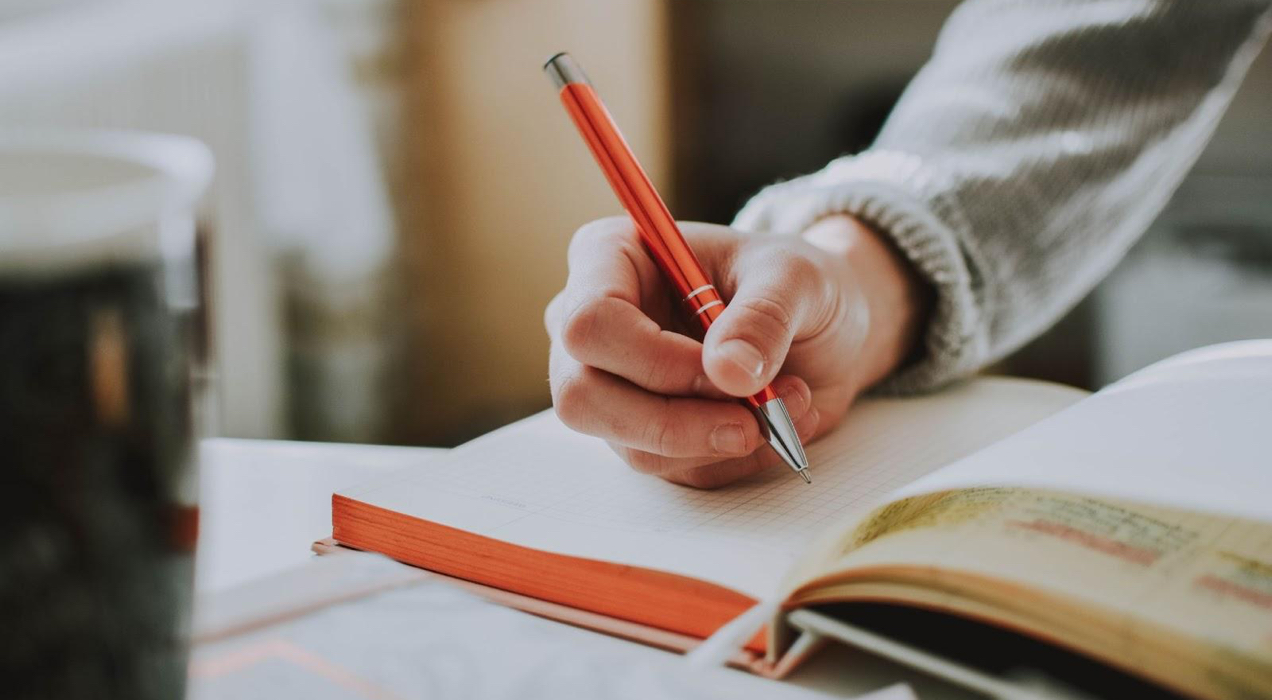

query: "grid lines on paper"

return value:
[400, 394, 1029, 552]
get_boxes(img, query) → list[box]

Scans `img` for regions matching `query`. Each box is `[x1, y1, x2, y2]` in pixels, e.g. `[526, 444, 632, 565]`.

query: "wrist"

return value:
[801, 214, 932, 389]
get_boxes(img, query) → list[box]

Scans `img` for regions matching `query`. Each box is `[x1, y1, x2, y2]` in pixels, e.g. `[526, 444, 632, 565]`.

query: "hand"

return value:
[545, 214, 930, 488]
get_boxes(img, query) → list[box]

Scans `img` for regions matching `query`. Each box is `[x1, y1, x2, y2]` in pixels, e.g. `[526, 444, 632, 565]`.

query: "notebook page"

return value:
[339, 377, 1083, 598]
[891, 340, 1272, 524]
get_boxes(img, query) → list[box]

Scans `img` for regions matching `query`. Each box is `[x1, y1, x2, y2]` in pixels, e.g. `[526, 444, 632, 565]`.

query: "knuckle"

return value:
[624, 449, 665, 475]
[734, 295, 794, 345]
[675, 467, 725, 490]
[642, 346, 680, 392]
[571, 216, 631, 252]
[777, 249, 820, 282]
[560, 299, 605, 358]
[543, 292, 565, 335]
[643, 410, 681, 456]
[551, 372, 591, 429]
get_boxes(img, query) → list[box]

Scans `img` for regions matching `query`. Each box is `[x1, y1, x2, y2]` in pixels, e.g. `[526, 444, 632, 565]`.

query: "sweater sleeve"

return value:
[733, 0, 1272, 393]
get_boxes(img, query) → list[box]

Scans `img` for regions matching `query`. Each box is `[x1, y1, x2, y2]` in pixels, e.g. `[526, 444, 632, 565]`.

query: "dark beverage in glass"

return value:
[0, 131, 213, 700]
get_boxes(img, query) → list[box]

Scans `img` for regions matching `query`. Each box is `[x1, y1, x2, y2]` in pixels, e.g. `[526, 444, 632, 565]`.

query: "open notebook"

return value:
[331, 341, 1272, 700]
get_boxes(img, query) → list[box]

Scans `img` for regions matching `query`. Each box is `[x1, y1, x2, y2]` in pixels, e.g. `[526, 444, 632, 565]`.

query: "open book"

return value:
[331, 341, 1272, 700]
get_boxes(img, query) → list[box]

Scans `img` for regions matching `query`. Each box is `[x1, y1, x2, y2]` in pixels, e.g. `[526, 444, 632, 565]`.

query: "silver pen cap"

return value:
[544, 51, 590, 89]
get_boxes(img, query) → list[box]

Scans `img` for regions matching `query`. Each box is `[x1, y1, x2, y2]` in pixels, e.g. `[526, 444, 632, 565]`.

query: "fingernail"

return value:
[691, 374, 707, 395]
[710, 422, 747, 455]
[719, 339, 765, 380]
[779, 384, 807, 416]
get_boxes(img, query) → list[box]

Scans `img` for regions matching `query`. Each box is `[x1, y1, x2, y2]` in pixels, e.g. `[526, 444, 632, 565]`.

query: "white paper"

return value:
[190, 558, 866, 700]
[340, 378, 1083, 598]
[891, 340, 1272, 524]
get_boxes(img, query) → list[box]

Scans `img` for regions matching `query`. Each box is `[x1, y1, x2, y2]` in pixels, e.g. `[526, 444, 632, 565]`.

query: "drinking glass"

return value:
[0, 130, 213, 700]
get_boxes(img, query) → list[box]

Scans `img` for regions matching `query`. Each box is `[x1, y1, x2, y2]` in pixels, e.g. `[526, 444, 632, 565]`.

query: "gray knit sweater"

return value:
[733, 0, 1272, 392]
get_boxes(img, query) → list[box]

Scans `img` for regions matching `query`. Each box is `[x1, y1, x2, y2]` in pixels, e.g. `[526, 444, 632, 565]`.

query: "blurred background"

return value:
[4, 0, 1267, 447]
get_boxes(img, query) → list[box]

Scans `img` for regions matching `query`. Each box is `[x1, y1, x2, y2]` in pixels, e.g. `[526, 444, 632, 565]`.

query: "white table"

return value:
[195, 438, 445, 593]
[194, 438, 977, 699]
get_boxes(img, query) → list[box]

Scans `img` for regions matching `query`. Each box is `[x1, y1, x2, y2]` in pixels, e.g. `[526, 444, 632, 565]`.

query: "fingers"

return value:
[544, 217, 656, 347]
[703, 247, 835, 397]
[551, 336, 816, 476]
[562, 216, 660, 309]
[546, 217, 834, 488]
[547, 217, 726, 398]
[615, 394, 820, 488]
[551, 345, 768, 458]
[556, 295, 725, 397]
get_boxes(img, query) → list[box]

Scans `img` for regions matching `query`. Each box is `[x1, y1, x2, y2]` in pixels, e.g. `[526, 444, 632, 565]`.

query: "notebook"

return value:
[330, 340, 1272, 700]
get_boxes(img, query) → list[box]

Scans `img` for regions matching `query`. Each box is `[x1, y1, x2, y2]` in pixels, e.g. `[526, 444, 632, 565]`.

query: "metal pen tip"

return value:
[753, 396, 812, 483]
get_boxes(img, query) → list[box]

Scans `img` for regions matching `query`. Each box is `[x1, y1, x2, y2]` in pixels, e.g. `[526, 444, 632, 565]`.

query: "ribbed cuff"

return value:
[732, 150, 986, 393]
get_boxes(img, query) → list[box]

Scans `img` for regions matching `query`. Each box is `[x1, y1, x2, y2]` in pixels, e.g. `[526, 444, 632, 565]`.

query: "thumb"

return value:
[701, 251, 828, 397]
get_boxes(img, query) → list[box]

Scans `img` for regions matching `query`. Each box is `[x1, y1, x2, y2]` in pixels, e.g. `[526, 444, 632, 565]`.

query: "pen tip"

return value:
[799, 470, 812, 484]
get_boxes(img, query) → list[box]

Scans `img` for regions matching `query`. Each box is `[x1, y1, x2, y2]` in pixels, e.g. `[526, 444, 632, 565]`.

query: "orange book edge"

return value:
[330, 493, 775, 662]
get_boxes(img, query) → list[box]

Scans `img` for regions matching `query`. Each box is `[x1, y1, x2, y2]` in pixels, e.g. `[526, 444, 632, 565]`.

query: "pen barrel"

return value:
[557, 83, 712, 306]
[682, 284, 723, 329]
[553, 69, 777, 409]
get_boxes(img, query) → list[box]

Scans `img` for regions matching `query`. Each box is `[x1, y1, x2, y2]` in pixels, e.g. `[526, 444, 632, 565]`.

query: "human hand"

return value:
[545, 214, 929, 488]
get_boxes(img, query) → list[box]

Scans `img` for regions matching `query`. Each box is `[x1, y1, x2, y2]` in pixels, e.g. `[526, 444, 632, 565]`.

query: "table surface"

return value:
[195, 438, 446, 593]
[194, 438, 978, 700]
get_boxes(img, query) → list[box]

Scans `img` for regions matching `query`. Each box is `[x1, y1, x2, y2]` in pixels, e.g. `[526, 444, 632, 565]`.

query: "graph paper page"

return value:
[341, 378, 1083, 598]
[892, 341, 1272, 524]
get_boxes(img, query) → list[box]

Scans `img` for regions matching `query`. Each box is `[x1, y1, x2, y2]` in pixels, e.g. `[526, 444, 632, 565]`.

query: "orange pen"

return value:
[544, 52, 810, 482]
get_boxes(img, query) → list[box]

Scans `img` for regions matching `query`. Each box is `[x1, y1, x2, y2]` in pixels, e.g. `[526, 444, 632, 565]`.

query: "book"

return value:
[330, 341, 1272, 700]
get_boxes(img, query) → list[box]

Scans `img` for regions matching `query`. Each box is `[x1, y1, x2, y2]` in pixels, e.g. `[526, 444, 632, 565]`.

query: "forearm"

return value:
[735, 0, 1272, 391]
